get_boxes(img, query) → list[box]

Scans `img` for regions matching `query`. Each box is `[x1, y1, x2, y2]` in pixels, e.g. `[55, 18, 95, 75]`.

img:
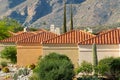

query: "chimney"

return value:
[24, 27, 28, 32]
[55, 27, 60, 35]
[50, 24, 55, 33]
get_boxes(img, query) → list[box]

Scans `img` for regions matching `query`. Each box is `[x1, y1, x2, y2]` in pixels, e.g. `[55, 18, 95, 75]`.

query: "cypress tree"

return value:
[70, 4, 73, 30]
[63, 3, 67, 33]
[92, 43, 98, 76]
[92, 43, 98, 66]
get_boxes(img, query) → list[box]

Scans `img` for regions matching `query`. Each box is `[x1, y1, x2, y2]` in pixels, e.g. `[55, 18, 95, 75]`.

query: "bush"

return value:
[0, 46, 17, 64]
[28, 63, 35, 70]
[2, 67, 9, 73]
[0, 61, 7, 68]
[29, 73, 39, 80]
[34, 53, 75, 80]
[77, 61, 93, 76]
[97, 57, 120, 80]
[109, 57, 120, 80]
[97, 57, 114, 76]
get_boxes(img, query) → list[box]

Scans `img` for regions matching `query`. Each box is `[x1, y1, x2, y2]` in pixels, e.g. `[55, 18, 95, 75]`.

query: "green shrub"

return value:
[0, 46, 17, 64]
[97, 57, 114, 76]
[97, 57, 120, 80]
[109, 57, 120, 80]
[34, 53, 75, 80]
[28, 63, 35, 70]
[2, 67, 9, 73]
[77, 61, 93, 76]
[29, 73, 39, 80]
[0, 61, 7, 68]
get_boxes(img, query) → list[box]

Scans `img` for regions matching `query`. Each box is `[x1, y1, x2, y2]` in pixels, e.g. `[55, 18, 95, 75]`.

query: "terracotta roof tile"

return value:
[79, 29, 120, 45]
[0, 32, 35, 43]
[43, 30, 95, 44]
[17, 31, 57, 44]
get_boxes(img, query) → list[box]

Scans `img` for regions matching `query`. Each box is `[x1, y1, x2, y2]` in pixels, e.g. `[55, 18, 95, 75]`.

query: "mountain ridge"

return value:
[0, 0, 120, 28]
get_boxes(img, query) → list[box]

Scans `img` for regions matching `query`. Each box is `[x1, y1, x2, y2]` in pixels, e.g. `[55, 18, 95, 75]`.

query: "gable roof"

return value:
[17, 31, 58, 45]
[0, 32, 35, 43]
[79, 29, 120, 45]
[43, 30, 95, 44]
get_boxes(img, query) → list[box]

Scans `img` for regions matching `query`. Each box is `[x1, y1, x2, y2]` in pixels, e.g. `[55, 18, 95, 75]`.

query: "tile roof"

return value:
[0, 32, 35, 43]
[79, 29, 120, 45]
[96, 29, 112, 35]
[17, 31, 58, 44]
[43, 30, 95, 44]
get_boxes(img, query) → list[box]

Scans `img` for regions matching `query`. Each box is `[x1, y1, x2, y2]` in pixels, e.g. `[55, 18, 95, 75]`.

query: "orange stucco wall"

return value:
[17, 44, 42, 66]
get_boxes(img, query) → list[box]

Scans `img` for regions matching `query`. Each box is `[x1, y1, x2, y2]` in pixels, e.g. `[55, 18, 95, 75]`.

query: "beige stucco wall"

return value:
[43, 44, 79, 68]
[79, 45, 119, 65]
[17, 44, 42, 66]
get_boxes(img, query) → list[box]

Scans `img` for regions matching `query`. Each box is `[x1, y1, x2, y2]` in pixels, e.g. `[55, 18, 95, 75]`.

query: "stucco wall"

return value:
[43, 44, 79, 68]
[17, 44, 42, 66]
[79, 45, 119, 65]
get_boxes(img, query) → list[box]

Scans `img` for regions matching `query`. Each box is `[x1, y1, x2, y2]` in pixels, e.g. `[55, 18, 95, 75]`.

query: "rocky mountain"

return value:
[0, 0, 120, 29]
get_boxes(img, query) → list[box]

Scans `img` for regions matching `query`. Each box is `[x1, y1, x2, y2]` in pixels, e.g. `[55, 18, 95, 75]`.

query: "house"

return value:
[0, 32, 36, 52]
[16, 31, 57, 66]
[78, 29, 120, 65]
[42, 30, 95, 67]
[0, 28, 48, 51]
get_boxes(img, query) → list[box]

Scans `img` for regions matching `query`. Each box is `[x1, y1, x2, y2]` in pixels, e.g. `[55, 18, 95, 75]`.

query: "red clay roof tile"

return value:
[43, 30, 95, 44]
[17, 31, 57, 44]
[79, 29, 120, 45]
[0, 32, 35, 43]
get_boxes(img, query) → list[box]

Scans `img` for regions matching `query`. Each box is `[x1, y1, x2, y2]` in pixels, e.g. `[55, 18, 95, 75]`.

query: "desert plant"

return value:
[2, 67, 9, 73]
[18, 69, 23, 76]
[34, 52, 75, 80]
[13, 73, 18, 80]
[92, 43, 98, 76]
[22, 68, 29, 76]
[77, 61, 93, 77]
[28, 63, 35, 70]
[0, 61, 7, 68]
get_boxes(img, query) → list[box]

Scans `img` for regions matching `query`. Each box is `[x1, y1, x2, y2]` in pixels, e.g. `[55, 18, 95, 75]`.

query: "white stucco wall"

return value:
[78, 45, 119, 65]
